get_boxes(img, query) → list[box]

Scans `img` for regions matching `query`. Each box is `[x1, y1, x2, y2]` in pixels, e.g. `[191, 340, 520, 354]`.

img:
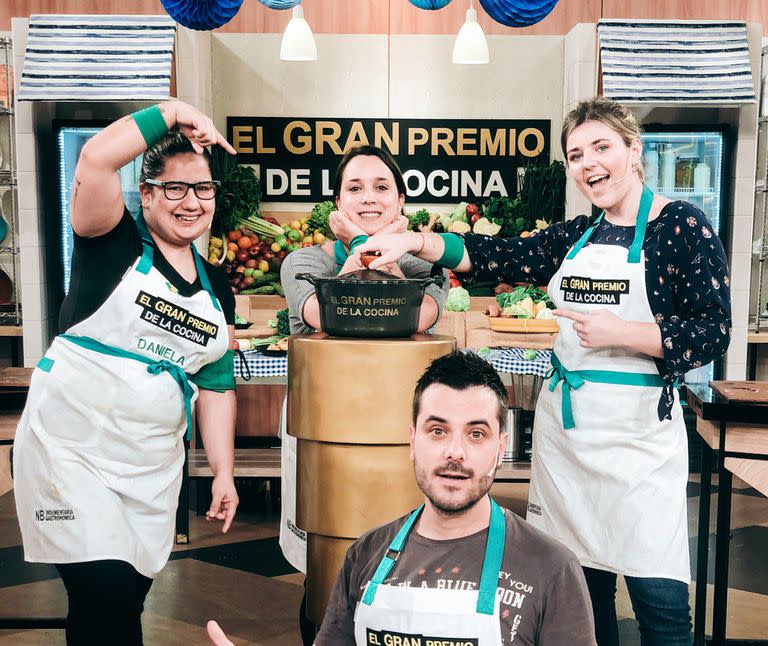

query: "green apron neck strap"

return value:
[192, 244, 221, 311]
[566, 212, 604, 260]
[475, 498, 506, 615]
[627, 185, 654, 264]
[361, 498, 507, 615]
[566, 185, 654, 263]
[333, 239, 348, 273]
[134, 208, 155, 274]
[361, 504, 425, 606]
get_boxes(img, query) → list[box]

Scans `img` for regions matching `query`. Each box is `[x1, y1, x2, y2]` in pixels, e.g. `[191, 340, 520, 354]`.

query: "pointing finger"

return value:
[552, 309, 586, 322]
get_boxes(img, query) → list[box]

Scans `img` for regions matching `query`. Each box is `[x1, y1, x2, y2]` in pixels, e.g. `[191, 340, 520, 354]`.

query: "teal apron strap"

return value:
[566, 212, 604, 260]
[566, 184, 655, 262]
[192, 245, 221, 311]
[547, 352, 666, 430]
[627, 185, 654, 264]
[362, 504, 425, 606]
[59, 334, 196, 440]
[475, 498, 506, 615]
[333, 239, 348, 273]
[134, 208, 155, 275]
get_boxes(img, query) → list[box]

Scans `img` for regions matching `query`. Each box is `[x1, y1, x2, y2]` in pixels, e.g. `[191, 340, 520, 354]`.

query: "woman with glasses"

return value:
[13, 100, 238, 646]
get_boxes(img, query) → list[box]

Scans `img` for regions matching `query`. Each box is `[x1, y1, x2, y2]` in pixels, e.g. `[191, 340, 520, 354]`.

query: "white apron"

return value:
[354, 498, 505, 646]
[13, 211, 230, 578]
[527, 186, 690, 583]
[278, 396, 307, 573]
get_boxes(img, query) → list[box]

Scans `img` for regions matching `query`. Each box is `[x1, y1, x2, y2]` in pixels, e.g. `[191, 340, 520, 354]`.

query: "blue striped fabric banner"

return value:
[19, 14, 176, 101]
[598, 20, 756, 104]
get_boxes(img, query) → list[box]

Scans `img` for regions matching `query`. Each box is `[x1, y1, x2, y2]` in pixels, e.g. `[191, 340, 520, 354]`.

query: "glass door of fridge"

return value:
[641, 131, 725, 384]
[57, 126, 142, 294]
[641, 132, 724, 234]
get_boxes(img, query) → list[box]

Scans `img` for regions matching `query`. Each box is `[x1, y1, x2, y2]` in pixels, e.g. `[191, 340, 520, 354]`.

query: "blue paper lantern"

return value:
[408, 0, 454, 9]
[161, 0, 244, 30]
[478, 0, 558, 28]
[257, 0, 302, 8]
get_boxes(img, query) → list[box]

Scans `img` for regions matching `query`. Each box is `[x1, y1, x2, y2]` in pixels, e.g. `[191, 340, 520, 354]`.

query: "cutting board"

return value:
[709, 380, 768, 404]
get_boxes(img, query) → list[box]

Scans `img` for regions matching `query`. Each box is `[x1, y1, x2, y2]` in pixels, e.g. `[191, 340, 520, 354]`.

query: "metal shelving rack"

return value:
[0, 36, 20, 329]
[753, 46, 768, 333]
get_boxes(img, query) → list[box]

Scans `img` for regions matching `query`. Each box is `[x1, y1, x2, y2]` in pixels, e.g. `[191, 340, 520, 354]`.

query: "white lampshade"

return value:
[452, 7, 489, 65]
[279, 5, 317, 62]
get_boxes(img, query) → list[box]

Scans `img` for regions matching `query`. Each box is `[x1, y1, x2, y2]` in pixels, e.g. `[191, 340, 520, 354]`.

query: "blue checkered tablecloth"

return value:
[484, 348, 552, 377]
[234, 347, 552, 380]
[234, 350, 287, 379]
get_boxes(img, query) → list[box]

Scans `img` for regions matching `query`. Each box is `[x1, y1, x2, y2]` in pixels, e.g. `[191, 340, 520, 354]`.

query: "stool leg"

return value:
[694, 441, 713, 646]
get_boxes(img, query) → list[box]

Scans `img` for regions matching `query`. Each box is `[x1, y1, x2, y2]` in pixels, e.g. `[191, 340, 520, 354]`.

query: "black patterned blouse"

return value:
[457, 200, 732, 420]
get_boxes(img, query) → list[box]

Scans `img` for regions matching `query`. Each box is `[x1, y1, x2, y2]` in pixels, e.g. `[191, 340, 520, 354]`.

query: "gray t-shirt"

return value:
[280, 244, 450, 334]
[316, 507, 596, 646]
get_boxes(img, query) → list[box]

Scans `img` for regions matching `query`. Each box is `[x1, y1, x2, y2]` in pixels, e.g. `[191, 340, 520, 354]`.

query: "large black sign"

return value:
[228, 117, 550, 204]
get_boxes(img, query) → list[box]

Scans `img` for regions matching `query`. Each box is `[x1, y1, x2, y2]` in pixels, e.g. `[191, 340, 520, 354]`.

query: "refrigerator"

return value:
[641, 126, 730, 384]
[56, 123, 143, 294]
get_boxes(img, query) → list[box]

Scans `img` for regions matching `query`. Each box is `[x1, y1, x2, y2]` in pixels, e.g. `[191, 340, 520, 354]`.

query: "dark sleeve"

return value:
[59, 208, 142, 331]
[655, 203, 732, 381]
[456, 216, 592, 287]
[204, 260, 236, 325]
[314, 544, 358, 645]
[537, 557, 597, 646]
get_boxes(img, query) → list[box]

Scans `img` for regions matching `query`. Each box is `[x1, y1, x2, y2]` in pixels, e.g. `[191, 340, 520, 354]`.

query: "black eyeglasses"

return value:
[144, 179, 220, 200]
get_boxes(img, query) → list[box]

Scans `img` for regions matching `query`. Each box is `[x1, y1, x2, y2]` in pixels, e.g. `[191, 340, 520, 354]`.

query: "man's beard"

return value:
[414, 458, 497, 517]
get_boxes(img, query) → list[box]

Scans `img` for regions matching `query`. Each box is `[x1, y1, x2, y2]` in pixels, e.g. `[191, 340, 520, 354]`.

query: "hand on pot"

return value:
[354, 231, 423, 270]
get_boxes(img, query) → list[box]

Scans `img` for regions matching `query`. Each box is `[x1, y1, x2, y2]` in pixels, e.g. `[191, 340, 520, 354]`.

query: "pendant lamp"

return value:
[452, 0, 489, 64]
[478, 0, 559, 28]
[280, 4, 317, 61]
[408, 0, 454, 8]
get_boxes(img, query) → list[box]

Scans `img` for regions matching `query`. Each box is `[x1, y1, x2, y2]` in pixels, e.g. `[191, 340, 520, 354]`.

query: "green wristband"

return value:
[437, 233, 465, 269]
[349, 235, 369, 253]
[132, 105, 169, 148]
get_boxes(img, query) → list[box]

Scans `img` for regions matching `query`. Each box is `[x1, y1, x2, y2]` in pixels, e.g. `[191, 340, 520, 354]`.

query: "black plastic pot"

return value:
[296, 269, 444, 337]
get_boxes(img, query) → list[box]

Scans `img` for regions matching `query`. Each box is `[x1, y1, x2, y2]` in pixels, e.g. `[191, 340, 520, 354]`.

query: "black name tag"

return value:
[135, 291, 218, 347]
[560, 275, 630, 305]
[366, 628, 478, 646]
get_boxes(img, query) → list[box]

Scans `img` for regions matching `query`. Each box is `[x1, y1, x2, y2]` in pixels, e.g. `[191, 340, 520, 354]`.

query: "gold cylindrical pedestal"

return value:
[288, 334, 455, 625]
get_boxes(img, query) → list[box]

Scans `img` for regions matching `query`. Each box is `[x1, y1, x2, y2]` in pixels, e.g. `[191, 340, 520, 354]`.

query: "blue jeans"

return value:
[583, 567, 692, 646]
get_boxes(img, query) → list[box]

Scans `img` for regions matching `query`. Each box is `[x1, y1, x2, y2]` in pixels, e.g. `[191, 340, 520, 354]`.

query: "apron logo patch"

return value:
[560, 275, 630, 305]
[135, 291, 218, 346]
[366, 629, 478, 646]
[35, 508, 75, 521]
[527, 502, 542, 516]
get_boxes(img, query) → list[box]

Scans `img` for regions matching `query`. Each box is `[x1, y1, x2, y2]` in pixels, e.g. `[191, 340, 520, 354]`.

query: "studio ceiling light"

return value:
[452, 0, 489, 64]
[280, 4, 317, 61]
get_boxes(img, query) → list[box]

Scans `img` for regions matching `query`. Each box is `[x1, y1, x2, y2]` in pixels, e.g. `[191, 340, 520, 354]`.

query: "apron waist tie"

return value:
[58, 334, 195, 440]
[546, 352, 666, 430]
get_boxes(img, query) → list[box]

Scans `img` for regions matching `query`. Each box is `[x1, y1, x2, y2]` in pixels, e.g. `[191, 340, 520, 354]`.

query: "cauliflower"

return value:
[472, 217, 501, 236]
[448, 221, 471, 234]
[445, 286, 471, 312]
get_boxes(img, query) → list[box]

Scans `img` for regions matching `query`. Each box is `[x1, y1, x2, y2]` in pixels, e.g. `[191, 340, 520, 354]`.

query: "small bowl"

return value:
[360, 251, 381, 268]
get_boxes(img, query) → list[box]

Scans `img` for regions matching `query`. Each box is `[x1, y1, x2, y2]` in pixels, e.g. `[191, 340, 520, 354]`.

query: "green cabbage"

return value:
[445, 286, 471, 312]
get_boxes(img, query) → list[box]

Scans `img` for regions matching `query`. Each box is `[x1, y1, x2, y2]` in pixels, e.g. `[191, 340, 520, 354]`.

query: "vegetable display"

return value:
[495, 285, 554, 319]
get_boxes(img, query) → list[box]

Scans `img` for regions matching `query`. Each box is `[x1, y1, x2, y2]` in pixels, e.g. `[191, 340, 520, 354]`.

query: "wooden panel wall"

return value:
[4, 0, 768, 34]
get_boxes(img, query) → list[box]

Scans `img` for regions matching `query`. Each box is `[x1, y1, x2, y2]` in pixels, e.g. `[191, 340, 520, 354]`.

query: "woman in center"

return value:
[279, 144, 449, 642]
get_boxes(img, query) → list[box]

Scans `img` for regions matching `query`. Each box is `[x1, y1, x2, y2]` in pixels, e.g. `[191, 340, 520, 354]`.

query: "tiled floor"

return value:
[0, 479, 766, 645]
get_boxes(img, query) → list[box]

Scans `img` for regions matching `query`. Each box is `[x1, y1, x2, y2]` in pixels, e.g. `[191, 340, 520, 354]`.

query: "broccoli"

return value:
[276, 308, 291, 337]
[408, 208, 431, 231]
[445, 286, 471, 312]
[307, 201, 335, 238]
